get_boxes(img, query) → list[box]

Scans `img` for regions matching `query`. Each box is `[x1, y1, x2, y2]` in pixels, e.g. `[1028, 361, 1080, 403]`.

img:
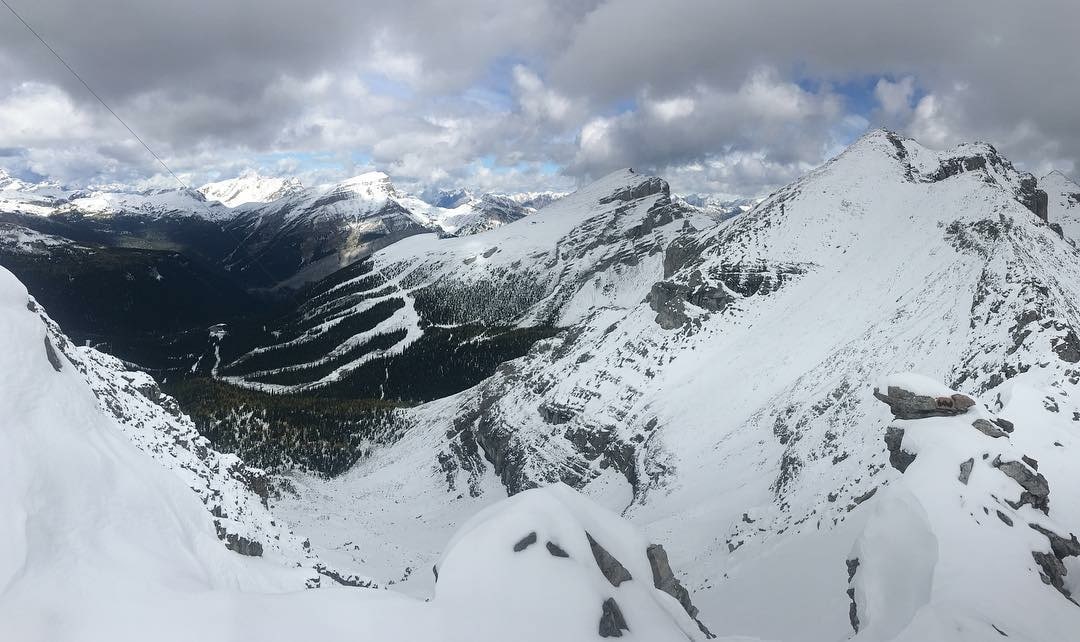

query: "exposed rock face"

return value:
[587, 532, 633, 586]
[873, 386, 976, 419]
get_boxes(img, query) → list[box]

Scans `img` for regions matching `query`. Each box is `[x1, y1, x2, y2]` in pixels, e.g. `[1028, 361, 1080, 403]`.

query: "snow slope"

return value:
[271, 130, 1080, 641]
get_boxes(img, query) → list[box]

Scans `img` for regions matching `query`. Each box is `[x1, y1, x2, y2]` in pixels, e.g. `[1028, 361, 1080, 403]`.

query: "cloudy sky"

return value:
[0, 0, 1077, 198]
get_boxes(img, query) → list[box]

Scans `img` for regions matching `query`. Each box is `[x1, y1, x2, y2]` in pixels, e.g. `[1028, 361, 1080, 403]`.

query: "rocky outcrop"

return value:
[598, 597, 629, 637]
[884, 426, 917, 472]
[1030, 523, 1080, 603]
[647, 275, 734, 330]
[959, 458, 974, 484]
[647, 544, 715, 638]
[972, 418, 1007, 438]
[214, 521, 264, 557]
[992, 456, 1050, 514]
[873, 386, 976, 419]
[587, 532, 633, 586]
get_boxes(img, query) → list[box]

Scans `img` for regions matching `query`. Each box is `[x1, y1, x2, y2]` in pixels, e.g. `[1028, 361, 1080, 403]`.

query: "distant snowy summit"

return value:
[198, 171, 305, 207]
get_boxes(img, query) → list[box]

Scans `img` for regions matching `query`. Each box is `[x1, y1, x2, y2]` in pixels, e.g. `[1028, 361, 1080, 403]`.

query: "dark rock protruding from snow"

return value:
[513, 531, 538, 552]
[598, 597, 630, 637]
[546, 541, 570, 558]
[884, 426, 917, 472]
[646, 544, 715, 638]
[992, 456, 1051, 514]
[587, 532, 633, 586]
[972, 418, 1008, 438]
[1029, 525, 1080, 603]
[43, 335, 63, 372]
[214, 521, 264, 557]
[874, 386, 976, 419]
[959, 458, 974, 485]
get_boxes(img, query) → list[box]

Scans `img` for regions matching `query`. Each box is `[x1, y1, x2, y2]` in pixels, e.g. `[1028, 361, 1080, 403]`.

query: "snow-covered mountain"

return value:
[421, 186, 475, 208]
[678, 194, 757, 220]
[1040, 169, 1080, 243]
[199, 171, 305, 207]
[0, 171, 233, 221]
[0, 262, 712, 641]
[5, 129, 1080, 641]
[1, 168, 563, 290]
[232, 130, 1080, 641]
[220, 171, 434, 288]
[212, 168, 705, 394]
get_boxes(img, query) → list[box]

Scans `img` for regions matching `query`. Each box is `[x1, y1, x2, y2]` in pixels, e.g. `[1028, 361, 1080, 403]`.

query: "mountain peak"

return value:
[198, 172, 304, 207]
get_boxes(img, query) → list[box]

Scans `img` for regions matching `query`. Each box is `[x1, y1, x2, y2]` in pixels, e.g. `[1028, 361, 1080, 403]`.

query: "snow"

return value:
[198, 171, 304, 207]
[5, 129, 1080, 640]
[876, 372, 960, 398]
[0, 223, 73, 254]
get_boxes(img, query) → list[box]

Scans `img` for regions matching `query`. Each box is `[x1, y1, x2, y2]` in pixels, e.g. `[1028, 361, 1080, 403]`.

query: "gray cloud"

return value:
[0, 0, 1077, 195]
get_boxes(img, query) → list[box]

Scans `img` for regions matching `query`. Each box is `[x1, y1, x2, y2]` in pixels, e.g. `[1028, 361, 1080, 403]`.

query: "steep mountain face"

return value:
[1, 262, 712, 641]
[220, 172, 433, 289]
[265, 130, 1080, 641]
[198, 172, 305, 207]
[1040, 169, 1080, 243]
[0, 222, 272, 372]
[211, 169, 708, 399]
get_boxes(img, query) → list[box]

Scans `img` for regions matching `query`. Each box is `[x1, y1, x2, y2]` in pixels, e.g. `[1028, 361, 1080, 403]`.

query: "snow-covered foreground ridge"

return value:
[0, 266, 711, 641]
